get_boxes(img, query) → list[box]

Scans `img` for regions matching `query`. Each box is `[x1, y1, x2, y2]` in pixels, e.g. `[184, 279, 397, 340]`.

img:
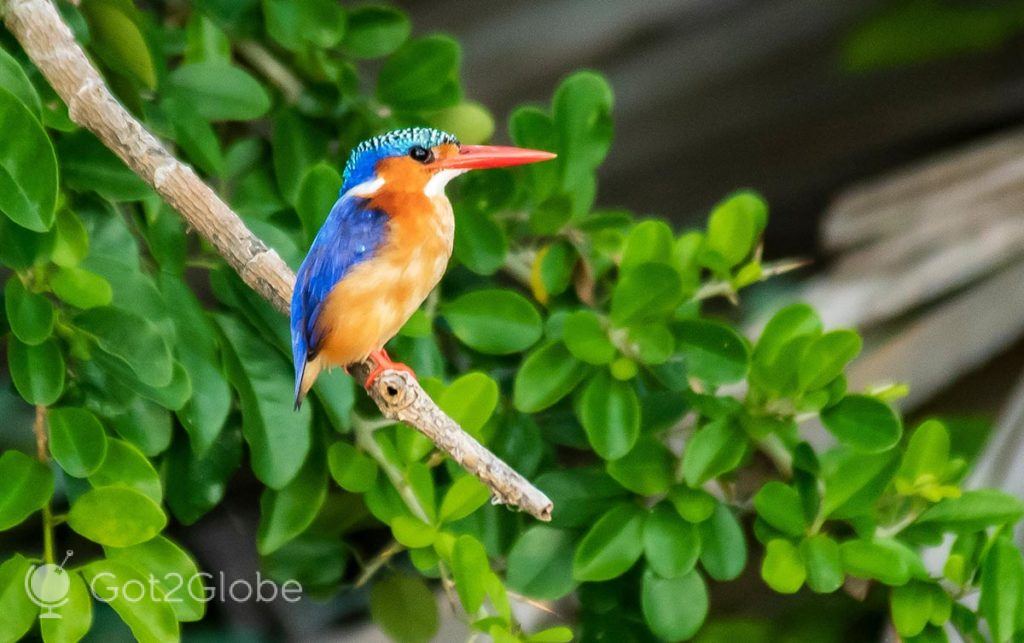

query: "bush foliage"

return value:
[1, 1, 1023, 642]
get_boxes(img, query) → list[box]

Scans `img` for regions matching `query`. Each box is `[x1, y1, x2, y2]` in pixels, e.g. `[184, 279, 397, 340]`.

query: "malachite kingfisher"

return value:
[290, 127, 556, 408]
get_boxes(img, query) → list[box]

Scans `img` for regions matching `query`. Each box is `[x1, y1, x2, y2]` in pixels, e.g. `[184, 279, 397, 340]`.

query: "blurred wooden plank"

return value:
[823, 129, 1024, 250]
[846, 260, 1024, 408]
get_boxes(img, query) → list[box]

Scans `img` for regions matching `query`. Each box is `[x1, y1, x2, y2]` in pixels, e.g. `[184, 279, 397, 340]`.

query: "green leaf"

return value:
[761, 539, 806, 594]
[162, 97, 224, 176]
[0, 450, 53, 530]
[273, 109, 327, 206]
[378, 35, 461, 111]
[75, 306, 173, 388]
[704, 191, 767, 268]
[327, 441, 378, 493]
[607, 438, 673, 495]
[916, 489, 1024, 533]
[535, 468, 628, 529]
[184, 13, 230, 64]
[296, 162, 342, 242]
[58, 130, 150, 201]
[218, 315, 312, 489]
[683, 418, 747, 487]
[257, 450, 328, 555]
[821, 449, 899, 519]
[610, 263, 683, 326]
[5, 277, 53, 345]
[0, 46, 41, 116]
[506, 526, 576, 600]
[897, 420, 950, 484]
[106, 535, 206, 622]
[641, 568, 708, 641]
[800, 534, 844, 593]
[643, 504, 701, 579]
[7, 336, 64, 405]
[621, 220, 675, 271]
[553, 71, 613, 204]
[752, 303, 822, 388]
[391, 516, 435, 548]
[165, 428, 242, 525]
[51, 210, 90, 268]
[438, 372, 499, 436]
[51, 266, 113, 309]
[698, 503, 747, 581]
[88, 438, 162, 503]
[69, 486, 166, 547]
[669, 486, 717, 523]
[370, 573, 439, 643]
[451, 535, 489, 613]
[628, 322, 675, 365]
[513, 342, 586, 413]
[453, 203, 507, 275]
[891, 582, 935, 638]
[509, 106, 558, 200]
[40, 570, 92, 643]
[0, 555, 38, 641]
[439, 475, 490, 523]
[343, 5, 410, 58]
[426, 102, 495, 145]
[49, 407, 108, 477]
[753, 482, 806, 537]
[573, 504, 646, 582]
[677, 319, 750, 385]
[80, 0, 157, 89]
[579, 371, 640, 460]
[526, 627, 574, 643]
[839, 539, 910, 586]
[821, 395, 902, 453]
[980, 535, 1024, 643]
[442, 289, 542, 355]
[264, 0, 346, 49]
[797, 329, 862, 392]
[563, 310, 615, 365]
[167, 62, 271, 121]
[80, 559, 179, 642]
[159, 273, 230, 452]
[0, 87, 58, 231]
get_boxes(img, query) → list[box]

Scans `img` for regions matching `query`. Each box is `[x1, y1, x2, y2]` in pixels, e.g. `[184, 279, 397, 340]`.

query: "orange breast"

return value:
[316, 194, 454, 367]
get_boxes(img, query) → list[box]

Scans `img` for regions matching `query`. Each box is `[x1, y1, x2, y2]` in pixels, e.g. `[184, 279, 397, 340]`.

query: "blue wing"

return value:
[291, 195, 388, 405]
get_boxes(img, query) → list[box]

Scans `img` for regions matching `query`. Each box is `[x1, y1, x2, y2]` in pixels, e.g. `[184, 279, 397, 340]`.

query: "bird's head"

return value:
[340, 127, 555, 198]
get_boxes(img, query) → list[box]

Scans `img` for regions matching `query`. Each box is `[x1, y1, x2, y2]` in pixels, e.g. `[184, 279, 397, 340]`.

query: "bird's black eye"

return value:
[409, 145, 432, 163]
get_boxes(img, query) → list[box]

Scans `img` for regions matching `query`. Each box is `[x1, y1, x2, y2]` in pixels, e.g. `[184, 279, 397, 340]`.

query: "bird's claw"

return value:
[364, 349, 416, 389]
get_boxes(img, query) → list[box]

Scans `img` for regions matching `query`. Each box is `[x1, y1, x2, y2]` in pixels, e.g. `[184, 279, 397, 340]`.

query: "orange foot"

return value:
[364, 349, 417, 389]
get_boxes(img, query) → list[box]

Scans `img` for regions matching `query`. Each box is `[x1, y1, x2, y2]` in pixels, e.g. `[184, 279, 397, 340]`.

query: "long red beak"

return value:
[437, 145, 556, 170]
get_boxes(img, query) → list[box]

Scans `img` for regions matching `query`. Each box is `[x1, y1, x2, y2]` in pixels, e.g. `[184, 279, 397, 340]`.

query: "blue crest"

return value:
[341, 127, 459, 192]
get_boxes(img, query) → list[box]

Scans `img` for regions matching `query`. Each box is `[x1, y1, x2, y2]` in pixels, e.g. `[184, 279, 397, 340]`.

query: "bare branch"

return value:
[2, 0, 552, 522]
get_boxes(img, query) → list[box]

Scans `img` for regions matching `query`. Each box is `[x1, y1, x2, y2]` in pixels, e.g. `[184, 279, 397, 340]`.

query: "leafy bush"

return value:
[1, 1, 1023, 642]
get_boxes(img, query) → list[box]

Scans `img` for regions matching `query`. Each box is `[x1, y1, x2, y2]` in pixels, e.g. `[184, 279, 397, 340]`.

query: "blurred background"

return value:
[5, 0, 1024, 640]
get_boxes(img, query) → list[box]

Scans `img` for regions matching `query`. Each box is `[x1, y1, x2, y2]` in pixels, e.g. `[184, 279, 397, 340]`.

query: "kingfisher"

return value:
[290, 127, 555, 408]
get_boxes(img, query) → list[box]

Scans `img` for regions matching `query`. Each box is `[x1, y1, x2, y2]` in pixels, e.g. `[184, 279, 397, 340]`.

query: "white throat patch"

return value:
[423, 169, 466, 198]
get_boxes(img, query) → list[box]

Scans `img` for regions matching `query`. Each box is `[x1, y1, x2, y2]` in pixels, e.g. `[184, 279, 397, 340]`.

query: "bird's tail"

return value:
[294, 355, 323, 410]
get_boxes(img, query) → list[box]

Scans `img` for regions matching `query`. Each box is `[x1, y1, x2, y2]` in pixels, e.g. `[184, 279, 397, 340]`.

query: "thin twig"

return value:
[235, 40, 304, 104]
[355, 540, 405, 588]
[33, 405, 55, 564]
[694, 258, 812, 302]
[1, 0, 552, 522]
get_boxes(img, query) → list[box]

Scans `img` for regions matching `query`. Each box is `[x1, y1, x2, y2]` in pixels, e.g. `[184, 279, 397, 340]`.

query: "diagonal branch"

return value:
[2, 0, 552, 521]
